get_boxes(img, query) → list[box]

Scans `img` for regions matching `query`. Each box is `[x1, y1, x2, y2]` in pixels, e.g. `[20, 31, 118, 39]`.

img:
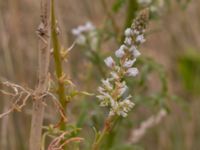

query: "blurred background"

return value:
[0, 0, 200, 150]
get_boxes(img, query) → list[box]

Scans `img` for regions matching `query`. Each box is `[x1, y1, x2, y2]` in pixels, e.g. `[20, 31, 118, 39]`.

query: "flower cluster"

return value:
[72, 22, 98, 50]
[97, 10, 149, 117]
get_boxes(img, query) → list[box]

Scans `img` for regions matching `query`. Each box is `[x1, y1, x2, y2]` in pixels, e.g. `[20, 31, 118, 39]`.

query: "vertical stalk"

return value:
[92, 128, 108, 150]
[51, 0, 67, 130]
[29, 0, 51, 150]
[91, 116, 117, 150]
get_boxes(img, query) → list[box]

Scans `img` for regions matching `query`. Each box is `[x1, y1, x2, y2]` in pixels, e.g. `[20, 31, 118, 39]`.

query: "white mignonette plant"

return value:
[97, 10, 149, 118]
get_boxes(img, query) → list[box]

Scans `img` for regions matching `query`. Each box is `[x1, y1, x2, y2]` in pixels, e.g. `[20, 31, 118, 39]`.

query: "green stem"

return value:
[91, 116, 117, 150]
[51, 0, 67, 130]
[92, 122, 109, 150]
[92, 128, 107, 150]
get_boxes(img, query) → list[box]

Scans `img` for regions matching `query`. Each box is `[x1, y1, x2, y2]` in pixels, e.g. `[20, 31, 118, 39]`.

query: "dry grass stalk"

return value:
[29, 0, 51, 149]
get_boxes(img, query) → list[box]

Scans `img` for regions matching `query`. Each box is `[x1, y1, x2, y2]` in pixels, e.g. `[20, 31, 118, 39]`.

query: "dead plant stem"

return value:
[29, 0, 51, 150]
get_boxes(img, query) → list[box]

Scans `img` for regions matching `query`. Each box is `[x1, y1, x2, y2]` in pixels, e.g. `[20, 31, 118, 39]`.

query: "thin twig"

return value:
[0, 81, 32, 119]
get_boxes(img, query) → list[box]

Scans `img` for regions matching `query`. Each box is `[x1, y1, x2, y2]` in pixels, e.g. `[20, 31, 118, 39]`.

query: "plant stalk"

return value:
[51, 0, 67, 130]
[91, 116, 117, 150]
[29, 0, 51, 150]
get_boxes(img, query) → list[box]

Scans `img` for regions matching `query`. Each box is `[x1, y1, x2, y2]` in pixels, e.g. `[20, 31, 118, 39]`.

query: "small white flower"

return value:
[129, 46, 141, 57]
[102, 79, 113, 91]
[118, 111, 128, 117]
[133, 49, 141, 58]
[72, 28, 81, 36]
[104, 56, 115, 68]
[119, 97, 134, 111]
[77, 25, 86, 33]
[118, 82, 128, 97]
[111, 96, 134, 117]
[98, 86, 105, 94]
[126, 67, 139, 77]
[129, 45, 137, 52]
[110, 98, 118, 109]
[110, 71, 119, 79]
[109, 110, 115, 117]
[124, 28, 133, 37]
[133, 30, 140, 35]
[115, 47, 125, 58]
[76, 34, 86, 45]
[85, 22, 95, 31]
[120, 44, 128, 50]
[96, 95, 106, 100]
[123, 59, 136, 68]
[136, 35, 146, 43]
[72, 22, 95, 36]
[124, 37, 132, 46]
[123, 99, 135, 109]
[97, 89, 112, 100]
[72, 22, 97, 47]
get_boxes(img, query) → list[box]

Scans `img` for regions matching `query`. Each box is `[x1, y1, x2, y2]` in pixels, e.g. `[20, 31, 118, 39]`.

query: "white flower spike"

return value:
[97, 9, 149, 117]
